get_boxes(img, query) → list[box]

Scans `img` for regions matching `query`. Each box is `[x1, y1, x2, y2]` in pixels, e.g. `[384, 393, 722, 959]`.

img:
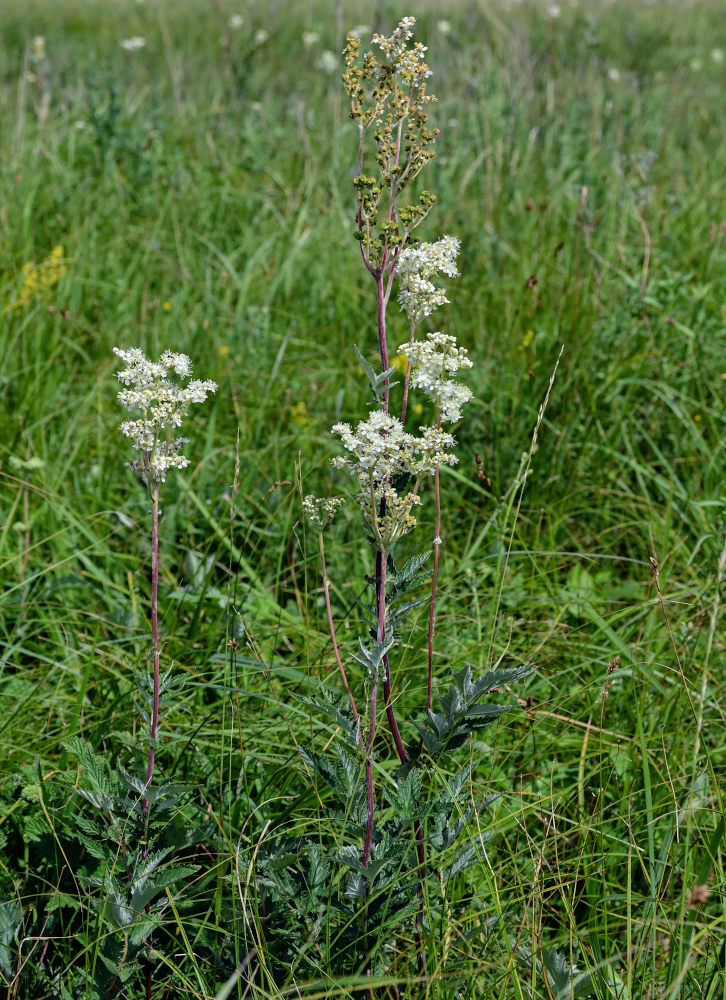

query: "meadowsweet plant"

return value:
[113, 346, 217, 805]
[256, 18, 531, 994]
[48, 350, 217, 998]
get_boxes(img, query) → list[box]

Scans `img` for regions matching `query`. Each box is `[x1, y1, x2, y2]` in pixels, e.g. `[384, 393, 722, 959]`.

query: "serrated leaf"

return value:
[389, 551, 432, 595]
[76, 830, 114, 862]
[293, 685, 360, 743]
[345, 871, 367, 899]
[129, 864, 198, 914]
[354, 346, 398, 400]
[395, 770, 422, 819]
[0, 898, 23, 977]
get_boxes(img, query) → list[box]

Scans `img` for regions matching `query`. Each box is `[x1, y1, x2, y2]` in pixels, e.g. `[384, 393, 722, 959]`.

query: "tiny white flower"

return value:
[547, 4, 562, 19]
[74, 120, 86, 130]
[711, 48, 724, 64]
[316, 49, 338, 74]
[433, 536, 442, 546]
[396, 235, 460, 326]
[399, 332, 474, 423]
[302, 494, 345, 529]
[253, 29, 269, 46]
[302, 31, 320, 48]
[436, 20, 452, 36]
[607, 67, 621, 82]
[690, 57, 702, 72]
[120, 36, 146, 52]
[113, 347, 217, 486]
[228, 14, 243, 30]
[31, 36, 46, 59]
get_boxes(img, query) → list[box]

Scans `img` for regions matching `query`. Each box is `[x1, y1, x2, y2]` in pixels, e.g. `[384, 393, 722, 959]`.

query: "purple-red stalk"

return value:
[363, 553, 387, 867]
[144, 484, 161, 818]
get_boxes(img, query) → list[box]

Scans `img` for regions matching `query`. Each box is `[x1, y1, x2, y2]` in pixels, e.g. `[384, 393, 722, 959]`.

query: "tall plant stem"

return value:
[373, 269, 408, 763]
[375, 273, 390, 413]
[144, 484, 161, 816]
[363, 549, 387, 868]
[427, 453, 442, 716]
[319, 533, 359, 731]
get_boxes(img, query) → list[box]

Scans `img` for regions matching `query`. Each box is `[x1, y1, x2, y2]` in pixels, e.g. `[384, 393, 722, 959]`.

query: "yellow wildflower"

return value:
[6, 244, 69, 313]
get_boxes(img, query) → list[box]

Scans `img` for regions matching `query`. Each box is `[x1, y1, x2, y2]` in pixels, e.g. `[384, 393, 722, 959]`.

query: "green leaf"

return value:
[0, 897, 23, 977]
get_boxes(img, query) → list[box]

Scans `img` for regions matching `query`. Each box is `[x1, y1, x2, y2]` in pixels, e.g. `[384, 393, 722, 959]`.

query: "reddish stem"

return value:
[144, 485, 161, 814]
[427, 457, 442, 716]
[375, 274, 389, 412]
[363, 552, 387, 867]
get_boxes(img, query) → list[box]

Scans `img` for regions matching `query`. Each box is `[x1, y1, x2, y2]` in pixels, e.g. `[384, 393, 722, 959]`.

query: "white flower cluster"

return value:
[396, 235, 460, 326]
[302, 494, 345, 529]
[331, 410, 457, 547]
[372, 16, 431, 86]
[114, 347, 217, 485]
[399, 332, 473, 422]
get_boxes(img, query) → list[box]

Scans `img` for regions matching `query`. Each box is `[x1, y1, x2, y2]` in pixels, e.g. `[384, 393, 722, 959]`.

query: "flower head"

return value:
[113, 347, 217, 486]
[398, 332, 473, 422]
[331, 409, 457, 547]
[120, 36, 146, 52]
[372, 16, 431, 86]
[396, 235, 460, 326]
[302, 494, 345, 530]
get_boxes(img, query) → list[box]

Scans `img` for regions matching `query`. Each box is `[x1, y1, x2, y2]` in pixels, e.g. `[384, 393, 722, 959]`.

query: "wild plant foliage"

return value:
[255, 18, 532, 992]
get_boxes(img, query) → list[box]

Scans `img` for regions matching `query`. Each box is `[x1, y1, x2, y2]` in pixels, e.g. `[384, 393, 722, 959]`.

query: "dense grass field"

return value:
[1, 1, 725, 997]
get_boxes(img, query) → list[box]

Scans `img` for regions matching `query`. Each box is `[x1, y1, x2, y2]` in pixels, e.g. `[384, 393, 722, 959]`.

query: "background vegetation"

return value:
[0, 0, 724, 997]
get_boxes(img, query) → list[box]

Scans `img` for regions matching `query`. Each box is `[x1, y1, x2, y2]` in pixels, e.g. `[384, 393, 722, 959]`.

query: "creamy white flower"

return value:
[113, 347, 217, 485]
[399, 332, 473, 422]
[437, 20, 452, 36]
[253, 29, 269, 46]
[303, 494, 345, 529]
[228, 14, 243, 30]
[372, 16, 431, 85]
[332, 409, 457, 545]
[396, 235, 460, 326]
[302, 31, 320, 48]
[120, 36, 146, 52]
[316, 50, 338, 74]
[711, 48, 724, 63]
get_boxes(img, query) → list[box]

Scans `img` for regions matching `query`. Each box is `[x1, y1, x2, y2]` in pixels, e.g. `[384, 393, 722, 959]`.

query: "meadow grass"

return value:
[0, 1, 724, 997]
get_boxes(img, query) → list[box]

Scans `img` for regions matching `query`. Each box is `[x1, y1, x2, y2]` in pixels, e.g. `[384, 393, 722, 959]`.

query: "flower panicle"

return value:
[113, 347, 217, 485]
[399, 331, 473, 423]
[303, 494, 345, 530]
[396, 235, 460, 326]
[330, 409, 457, 548]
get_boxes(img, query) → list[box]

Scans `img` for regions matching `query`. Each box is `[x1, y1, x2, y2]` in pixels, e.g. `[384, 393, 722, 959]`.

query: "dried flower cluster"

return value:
[114, 347, 217, 487]
[343, 16, 439, 271]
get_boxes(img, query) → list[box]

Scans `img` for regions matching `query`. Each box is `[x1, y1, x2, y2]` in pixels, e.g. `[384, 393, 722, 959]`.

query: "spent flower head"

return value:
[343, 17, 439, 271]
[114, 347, 217, 488]
[396, 235, 460, 326]
[399, 331, 473, 422]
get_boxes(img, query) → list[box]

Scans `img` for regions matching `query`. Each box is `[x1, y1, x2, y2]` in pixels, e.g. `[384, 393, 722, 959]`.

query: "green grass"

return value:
[0, 0, 725, 997]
